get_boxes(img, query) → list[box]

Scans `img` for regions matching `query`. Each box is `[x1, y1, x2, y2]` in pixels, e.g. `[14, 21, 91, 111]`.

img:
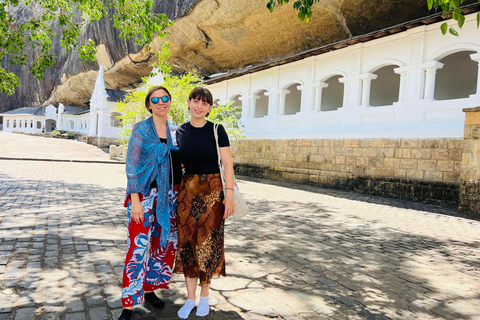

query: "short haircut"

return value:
[188, 87, 213, 106]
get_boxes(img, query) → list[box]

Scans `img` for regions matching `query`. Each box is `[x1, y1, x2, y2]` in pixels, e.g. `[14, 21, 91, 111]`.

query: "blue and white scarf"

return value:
[125, 116, 177, 247]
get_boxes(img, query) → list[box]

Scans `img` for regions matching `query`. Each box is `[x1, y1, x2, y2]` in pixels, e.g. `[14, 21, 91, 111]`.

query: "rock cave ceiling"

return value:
[1, 0, 440, 111]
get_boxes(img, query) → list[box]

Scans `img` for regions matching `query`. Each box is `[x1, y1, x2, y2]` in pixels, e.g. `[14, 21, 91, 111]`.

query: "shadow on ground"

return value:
[240, 175, 469, 218]
[0, 170, 479, 319]
[131, 297, 243, 320]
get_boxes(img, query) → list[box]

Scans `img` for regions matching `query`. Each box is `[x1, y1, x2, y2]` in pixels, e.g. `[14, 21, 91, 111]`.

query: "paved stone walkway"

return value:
[0, 133, 480, 320]
[0, 132, 112, 162]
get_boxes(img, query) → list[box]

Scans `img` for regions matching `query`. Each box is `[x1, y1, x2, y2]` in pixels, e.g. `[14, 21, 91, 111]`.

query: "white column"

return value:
[408, 69, 425, 101]
[57, 104, 64, 131]
[470, 53, 480, 98]
[265, 90, 280, 116]
[297, 80, 326, 113]
[242, 75, 251, 119]
[360, 73, 378, 107]
[423, 61, 444, 100]
[97, 109, 111, 137]
[247, 95, 258, 118]
[89, 110, 97, 136]
[395, 64, 427, 101]
[313, 82, 329, 112]
[278, 89, 290, 115]
[339, 76, 362, 108]
[340, 78, 348, 108]
[295, 85, 309, 112]
[395, 70, 407, 102]
[236, 96, 247, 120]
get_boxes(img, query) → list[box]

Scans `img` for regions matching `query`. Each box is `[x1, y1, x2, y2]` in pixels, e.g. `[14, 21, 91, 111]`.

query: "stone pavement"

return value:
[0, 132, 480, 320]
[0, 132, 112, 162]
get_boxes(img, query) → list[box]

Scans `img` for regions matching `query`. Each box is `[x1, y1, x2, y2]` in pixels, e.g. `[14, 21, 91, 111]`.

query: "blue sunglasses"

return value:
[151, 95, 170, 104]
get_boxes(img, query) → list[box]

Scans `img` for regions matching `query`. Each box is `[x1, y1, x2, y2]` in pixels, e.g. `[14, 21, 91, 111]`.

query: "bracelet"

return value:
[226, 187, 234, 191]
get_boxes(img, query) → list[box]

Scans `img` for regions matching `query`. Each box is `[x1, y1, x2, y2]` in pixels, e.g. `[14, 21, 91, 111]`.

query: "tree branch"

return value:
[121, 0, 130, 14]
[6, 21, 21, 32]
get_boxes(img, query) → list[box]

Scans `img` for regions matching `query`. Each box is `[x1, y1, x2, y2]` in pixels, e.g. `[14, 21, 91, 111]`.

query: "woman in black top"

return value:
[174, 87, 235, 318]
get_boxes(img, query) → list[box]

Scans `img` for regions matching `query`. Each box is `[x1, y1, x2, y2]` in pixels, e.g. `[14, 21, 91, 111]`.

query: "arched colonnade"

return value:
[216, 50, 480, 120]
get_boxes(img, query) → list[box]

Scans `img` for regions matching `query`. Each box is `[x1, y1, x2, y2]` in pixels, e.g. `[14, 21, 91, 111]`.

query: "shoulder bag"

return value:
[214, 124, 249, 219]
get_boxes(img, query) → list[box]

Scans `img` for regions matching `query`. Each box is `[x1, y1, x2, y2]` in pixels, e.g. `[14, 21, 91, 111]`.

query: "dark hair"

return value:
[145, 86, 172, 114]
[188, 87, 213, 106]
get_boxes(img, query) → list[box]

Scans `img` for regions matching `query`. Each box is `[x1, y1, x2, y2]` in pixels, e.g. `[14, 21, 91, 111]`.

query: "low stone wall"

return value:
[231, 138, 463, 207]
[83, 136, 120, 148]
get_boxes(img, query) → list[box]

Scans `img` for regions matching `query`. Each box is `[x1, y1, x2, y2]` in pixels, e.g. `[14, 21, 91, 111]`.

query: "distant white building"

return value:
[1, 104, 61, 133]
[86, 66, 126, 146]
[0, 66, 126, 146]
[206, 10, 480, 140]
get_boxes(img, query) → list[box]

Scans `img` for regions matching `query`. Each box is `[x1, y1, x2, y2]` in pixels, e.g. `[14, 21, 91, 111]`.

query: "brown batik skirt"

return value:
[174, 173, 226, 286]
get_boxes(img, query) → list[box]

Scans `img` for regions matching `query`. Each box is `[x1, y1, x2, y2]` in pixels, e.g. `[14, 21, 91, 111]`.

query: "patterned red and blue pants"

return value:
[121, 186, 178, 308]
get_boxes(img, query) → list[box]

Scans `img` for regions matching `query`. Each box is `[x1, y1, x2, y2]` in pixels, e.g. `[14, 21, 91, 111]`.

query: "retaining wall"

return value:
[231, 138, 463, 207]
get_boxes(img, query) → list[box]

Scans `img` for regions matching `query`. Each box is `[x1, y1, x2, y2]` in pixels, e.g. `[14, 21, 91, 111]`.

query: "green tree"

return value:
[267, 0, 479, 34]
[1, 0, 171, 95]
[427, 0, 480, 36]
[267, 0, 319, 23]
[208, 102, 244, 140]
[115, 45, 244, 144]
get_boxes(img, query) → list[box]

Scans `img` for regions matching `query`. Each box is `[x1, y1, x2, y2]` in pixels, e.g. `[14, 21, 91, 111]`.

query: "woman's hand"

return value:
[223, 190, 235, 219]
[130, 193, 145, 224]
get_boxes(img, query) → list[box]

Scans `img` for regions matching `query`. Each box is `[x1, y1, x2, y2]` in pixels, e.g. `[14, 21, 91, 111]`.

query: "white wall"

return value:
[2, 116, 44, 133]
[2, 102, 121, 139]
[61, 113, 90, 134]
[207, 13, 480, 139]
[100, 102, 123, 138]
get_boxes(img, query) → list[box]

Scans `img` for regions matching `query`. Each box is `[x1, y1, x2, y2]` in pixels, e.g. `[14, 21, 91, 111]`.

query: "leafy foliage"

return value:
[428, 0, 476, 35]
[1, 0, 171, 95]
[115, 46, 244, 144]
[267, 0, 479, 34]
[208, 102, 244, 140]
[266, 0, 320, 23]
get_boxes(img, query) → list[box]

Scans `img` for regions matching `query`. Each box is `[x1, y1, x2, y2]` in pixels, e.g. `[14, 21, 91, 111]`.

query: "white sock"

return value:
[178, 299, 196, 319]
[196, 296, 209, 317]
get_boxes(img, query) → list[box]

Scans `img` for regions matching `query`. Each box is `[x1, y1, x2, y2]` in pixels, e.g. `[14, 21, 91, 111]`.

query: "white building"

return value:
[87, 66, 125, 140]
[1, 104, 60, 133]
[1, 66, 125, 145]
[206, 10, 480, 140]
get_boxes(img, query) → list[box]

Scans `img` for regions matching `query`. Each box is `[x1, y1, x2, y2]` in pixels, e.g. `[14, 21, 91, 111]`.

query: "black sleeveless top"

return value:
[176, 121, 230, 174]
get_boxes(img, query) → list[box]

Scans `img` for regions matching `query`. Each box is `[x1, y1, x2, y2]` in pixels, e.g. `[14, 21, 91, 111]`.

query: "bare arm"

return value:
[220, 146, 235, 219]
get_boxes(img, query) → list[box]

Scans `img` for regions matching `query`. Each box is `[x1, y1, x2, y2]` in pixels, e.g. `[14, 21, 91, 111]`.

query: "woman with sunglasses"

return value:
[118, 86, 182, 320]
[174, 87, 235, 318]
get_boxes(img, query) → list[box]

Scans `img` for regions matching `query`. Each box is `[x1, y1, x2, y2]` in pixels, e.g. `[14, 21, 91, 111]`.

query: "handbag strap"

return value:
[213, 123, 221, 168]
[213, 124, 226, 193]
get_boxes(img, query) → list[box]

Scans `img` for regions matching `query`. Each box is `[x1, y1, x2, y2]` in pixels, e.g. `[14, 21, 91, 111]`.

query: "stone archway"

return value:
[45, 119, 56, 132]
